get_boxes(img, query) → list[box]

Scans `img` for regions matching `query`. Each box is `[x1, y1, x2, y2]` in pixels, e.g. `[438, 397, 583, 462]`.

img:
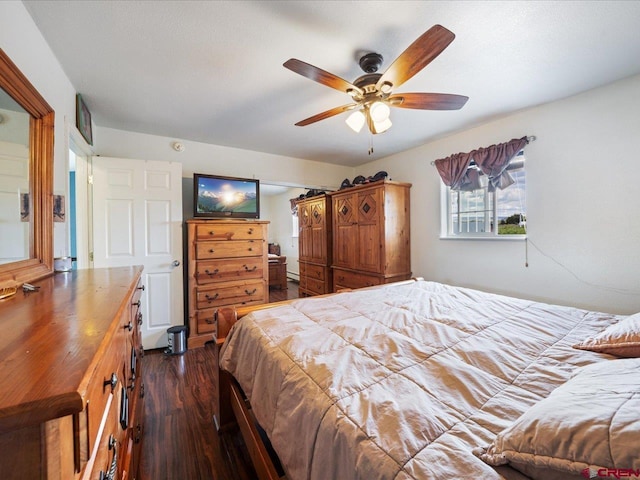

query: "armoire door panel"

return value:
[357, 191, 380, 225]
[310, 226, 326, 263]
[334, 196, 355, 226]
[333, 223, 356, 269]
[357, 223, 381, 272]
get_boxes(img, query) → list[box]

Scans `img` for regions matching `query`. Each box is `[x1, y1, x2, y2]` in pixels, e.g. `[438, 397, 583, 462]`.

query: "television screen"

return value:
[194, 173, 260, 219]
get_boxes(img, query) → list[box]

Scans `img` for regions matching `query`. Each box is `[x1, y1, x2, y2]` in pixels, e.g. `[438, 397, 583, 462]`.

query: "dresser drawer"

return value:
[85, 329, 125, 452]
[130, 278, 143, 323]
[195, 308, 217, 334]
[196, 240, 263, 260]
[195, 258, 263, 284]
[332, 269, 382, 290]
[305, 277, 327, 295]
[88, 388, 122, 480]
[196, 281, 265, 310]
[195, 223, 265, 241]
[303, 263, 325, 281]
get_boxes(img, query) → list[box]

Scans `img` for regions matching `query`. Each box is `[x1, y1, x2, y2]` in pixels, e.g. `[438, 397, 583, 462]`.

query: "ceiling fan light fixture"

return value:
[369, 101, 391, 122]
[284, 25, 467, 133]
[373, 117, 392, 134]
[346, 109, 365, 133]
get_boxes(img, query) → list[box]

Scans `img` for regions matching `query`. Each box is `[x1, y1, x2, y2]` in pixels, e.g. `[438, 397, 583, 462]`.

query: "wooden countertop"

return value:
[0, 266, 143, 431]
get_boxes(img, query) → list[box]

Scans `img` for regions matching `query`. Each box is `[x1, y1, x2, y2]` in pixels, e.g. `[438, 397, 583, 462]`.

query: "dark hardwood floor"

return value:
[268, 279, 299, 302]
[139, 280, 299, 480]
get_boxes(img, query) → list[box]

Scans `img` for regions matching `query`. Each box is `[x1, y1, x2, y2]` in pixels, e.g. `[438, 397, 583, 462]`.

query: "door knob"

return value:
[172, 260, 181, 267]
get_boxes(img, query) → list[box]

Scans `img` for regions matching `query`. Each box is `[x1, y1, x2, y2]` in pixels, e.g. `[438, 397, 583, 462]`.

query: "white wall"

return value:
[263, 187, 306, 279]
[360, 74, 640, 315]
[1, 1, 81, 258]
[94, 127, 351, 191]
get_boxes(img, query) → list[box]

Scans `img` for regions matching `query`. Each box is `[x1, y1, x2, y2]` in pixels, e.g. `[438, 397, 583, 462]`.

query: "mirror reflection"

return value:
[0, 87, 30, 265]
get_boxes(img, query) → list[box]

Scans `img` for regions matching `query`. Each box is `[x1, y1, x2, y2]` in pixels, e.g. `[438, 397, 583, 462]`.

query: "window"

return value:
[292, 213, 299, 238]
[443, 152, 526, 238]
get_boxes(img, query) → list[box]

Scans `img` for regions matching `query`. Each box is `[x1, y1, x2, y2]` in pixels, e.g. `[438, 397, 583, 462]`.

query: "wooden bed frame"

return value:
[213, 278, 422, 480]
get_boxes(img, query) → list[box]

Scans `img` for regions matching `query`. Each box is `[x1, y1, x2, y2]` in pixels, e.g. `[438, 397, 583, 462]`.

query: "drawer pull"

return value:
[140, 346, 145, 358]
[205, 293, 219, 303]
[243, 264, 257, 272]
[208, 230, 215, 236]
[204, 268, 219, 276]
[316, 271, 321, 278]
[120, 386, 129, 429]
[248, 247, 253, 251]
[137, 284, 145, 291]
[104, 372, 118, 393]
[245, 288, 257, 296]
[125, 320, 133, 332]
[99, 435, 118, 480]
[131, 347, 137, 375]
[205, 316, 215, 324]
[140, 382, 145, 398]
[137, 311, 143, 325]
[208, 248, 215, 253]
[133, 299, 141, 307]
[135, 424, 142, 444]
[338, 276, 345, 282]
[247, 228, 254, 234]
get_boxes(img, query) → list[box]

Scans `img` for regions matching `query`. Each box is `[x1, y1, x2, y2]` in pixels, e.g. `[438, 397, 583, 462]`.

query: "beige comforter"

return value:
[219, 281, 622, 479]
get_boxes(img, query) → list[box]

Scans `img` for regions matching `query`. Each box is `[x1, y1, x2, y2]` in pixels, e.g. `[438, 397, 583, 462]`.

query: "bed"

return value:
[217, 279, 640, 480]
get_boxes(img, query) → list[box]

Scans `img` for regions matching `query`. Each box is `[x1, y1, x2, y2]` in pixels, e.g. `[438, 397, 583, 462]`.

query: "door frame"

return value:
[66, 119, 94, 269]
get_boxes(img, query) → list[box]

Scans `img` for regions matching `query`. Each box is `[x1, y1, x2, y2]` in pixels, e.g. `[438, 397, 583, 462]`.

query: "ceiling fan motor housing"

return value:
[359, 52, 383, 73]
[354, 73, 382, 93]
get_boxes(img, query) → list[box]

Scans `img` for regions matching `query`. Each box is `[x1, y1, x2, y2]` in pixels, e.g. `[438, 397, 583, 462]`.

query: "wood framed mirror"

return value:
[0, 48, 54, 285]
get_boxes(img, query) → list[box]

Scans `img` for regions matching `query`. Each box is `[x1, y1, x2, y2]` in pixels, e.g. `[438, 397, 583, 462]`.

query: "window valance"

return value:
[434, 136, 529, 191]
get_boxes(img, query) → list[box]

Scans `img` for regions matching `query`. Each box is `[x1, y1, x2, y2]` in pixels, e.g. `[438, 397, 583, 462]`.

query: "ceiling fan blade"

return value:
[376, 25, 455, 91]
[388, 93, 468, 110]
[294, 104, 358, 126]
[284, 59, 363, 95]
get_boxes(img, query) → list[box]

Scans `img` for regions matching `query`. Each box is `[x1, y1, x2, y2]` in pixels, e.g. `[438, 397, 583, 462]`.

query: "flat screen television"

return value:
[193, 173, 260, 219]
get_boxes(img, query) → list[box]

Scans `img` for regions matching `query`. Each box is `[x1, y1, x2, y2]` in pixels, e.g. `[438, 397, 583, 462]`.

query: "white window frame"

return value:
[440, 154, 526, 240]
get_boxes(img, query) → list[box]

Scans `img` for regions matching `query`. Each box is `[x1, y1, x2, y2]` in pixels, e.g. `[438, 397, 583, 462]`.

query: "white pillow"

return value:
[475, 358, 640, 480]
[573, 312, 640, 358]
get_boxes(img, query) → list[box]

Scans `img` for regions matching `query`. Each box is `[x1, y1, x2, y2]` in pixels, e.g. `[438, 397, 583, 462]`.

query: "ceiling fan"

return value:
[283, 24, 468, 135]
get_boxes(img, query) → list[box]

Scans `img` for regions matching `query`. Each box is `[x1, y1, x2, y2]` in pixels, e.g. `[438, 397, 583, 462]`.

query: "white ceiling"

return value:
[23, 1, 640, 167]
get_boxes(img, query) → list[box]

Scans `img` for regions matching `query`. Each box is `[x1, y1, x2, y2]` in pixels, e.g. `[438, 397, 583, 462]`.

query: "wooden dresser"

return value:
[268, 255, 287, 290]
[329, 180, 411, 290]
[297, 194, 332, 296]
[186, 219, 269, 348]
[0, 266, 145, 480]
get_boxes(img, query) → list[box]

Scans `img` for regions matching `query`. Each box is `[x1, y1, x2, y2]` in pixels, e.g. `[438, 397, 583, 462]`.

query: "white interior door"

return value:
[92, 157, 183, 349]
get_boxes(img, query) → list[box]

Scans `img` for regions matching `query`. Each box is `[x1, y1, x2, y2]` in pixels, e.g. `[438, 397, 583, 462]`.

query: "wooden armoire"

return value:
[297, 194, 332, 296]
[329, 180, 411, 290]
